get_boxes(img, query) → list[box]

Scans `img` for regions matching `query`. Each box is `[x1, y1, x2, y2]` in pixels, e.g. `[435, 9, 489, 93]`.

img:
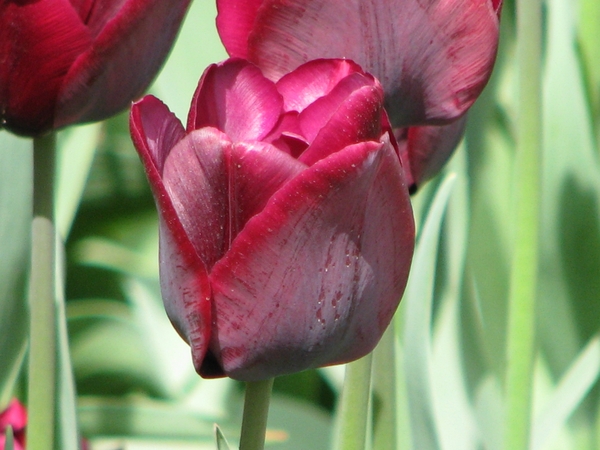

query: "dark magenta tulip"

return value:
[0, 399, 26, 450]
[130, 58, 415, 380]
[0, 0, 191, 136]
[216, 0, 502, 189]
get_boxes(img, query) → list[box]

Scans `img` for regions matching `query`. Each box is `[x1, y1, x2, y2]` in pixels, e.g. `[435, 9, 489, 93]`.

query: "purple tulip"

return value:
[130, 58, 415, 381]
[215, 0, 502, 188]
[0, 0, 191, 137]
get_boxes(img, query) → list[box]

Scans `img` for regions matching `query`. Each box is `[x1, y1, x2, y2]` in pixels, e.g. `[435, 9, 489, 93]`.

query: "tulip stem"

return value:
[239, 378, 274, 450]
[27, 133, 57, 450]
[336, 352, 374, 450]
[503, 0, 542, 448]
[372, 325, 396, 450]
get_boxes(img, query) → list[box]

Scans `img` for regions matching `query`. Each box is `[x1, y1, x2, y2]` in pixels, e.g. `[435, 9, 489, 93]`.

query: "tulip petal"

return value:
[216, 0, 265, 59]
[55, 0, 191, 128]
[217, 0, 500, 126]
[298, 81, 384, 165]
[187, 59, 284, 142]
[276, 59, 364, 113]
[208, 136, 414, 380]
[130, 96, 212, 371]
[0, 0, 91, 135]
[159, 128, 307, 268]
[396, 116, 467, 190]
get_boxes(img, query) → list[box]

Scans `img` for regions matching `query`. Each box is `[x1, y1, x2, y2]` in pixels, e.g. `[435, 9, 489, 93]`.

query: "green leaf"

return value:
[55, 237, 80, 450]
[430, 145, 479, 450]
[539, 0, 600, 375]
[215, 424, 233, 450]
[0, 131, 31, 406]
[56, 123, 101, 239]
[530, 336, 600, 450]
[401, 173, 456, 450]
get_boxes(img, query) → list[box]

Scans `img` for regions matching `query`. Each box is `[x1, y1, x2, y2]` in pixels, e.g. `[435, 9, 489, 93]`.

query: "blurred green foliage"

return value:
[2, 0, 600, 448]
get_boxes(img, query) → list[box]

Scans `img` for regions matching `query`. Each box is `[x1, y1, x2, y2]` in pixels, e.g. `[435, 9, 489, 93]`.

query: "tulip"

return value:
[0, 0, 191, 137]
[215, 0, 502, 189]
[130, 58, 415, 381]
[0, 399, 26, 450]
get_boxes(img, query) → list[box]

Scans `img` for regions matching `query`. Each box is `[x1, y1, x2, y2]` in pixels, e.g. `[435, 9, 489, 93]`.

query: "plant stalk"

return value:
[336, 352, 374, 450]
[27, 132, 57, 450]
[239, 378, 274, 450]
[503, 0, 542, 448]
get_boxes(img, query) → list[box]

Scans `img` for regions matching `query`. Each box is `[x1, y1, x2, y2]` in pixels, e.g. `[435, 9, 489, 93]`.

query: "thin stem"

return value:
[336, 352, 374, 450]
[503, 0, 542, 448]
[372, 325, 396, 450]
[27, 133, 57, 450]
[239, 378, 274, 450]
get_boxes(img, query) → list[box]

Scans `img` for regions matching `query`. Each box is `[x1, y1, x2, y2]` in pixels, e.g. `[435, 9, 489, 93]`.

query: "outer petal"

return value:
[216, 0, 264, 59]
[157, 128, 306, 377]
[55, 0, 191, 128]
[396, 116, 467, 190]
[187, 59, 283, 142]
[130, 97, 213, 372]
[208, 136, 414, 380]
[217, 0, 500, 127]
[0, 0, 91, 135]
[161, 129, 306, 268]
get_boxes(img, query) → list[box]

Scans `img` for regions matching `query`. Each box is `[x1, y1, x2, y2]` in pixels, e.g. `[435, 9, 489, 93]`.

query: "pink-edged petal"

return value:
[275, 59, 364, 112]
[299, 83, 384, 165]
[396, 116, 467, 190]
[216, 0, 264, 59]
[54, 0, 191, 128]
[220, 0, 500, 127]
[227, 141, 307, 236]
[187, 59, 284, 142]
[296, 72, 380, 142]
[208, 136, 414, 380]
[130, 95, 186, 174]
[161, 128, 307, 265]
[160, 128, 231, 270]
[0, 0, 91, 135]
[130, 97, 212, 371]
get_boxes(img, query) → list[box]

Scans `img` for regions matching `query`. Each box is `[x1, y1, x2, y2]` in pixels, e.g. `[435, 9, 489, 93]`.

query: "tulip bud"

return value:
[0, 0, 190, 136]
[130, 58, 415, 380]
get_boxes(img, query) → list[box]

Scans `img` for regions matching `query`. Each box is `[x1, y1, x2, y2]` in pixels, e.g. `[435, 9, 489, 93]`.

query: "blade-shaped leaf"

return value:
[401, 173, 456, 450]
[530, 336, 600, 450]
[215, 424, 232, 450]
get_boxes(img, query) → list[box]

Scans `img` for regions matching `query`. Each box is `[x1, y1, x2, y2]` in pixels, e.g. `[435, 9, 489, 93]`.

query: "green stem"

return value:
[27, 133, 57, 450]
[372, 325, 396, 450]
[239, 379, 274, 450]
[503, 0, 542, 448]
[336, 352, 374, 450]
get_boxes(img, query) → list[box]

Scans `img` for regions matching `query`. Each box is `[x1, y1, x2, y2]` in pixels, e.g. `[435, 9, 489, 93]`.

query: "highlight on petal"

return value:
[187, 59, 284, 142]
[130, 95, 186, 175]
[217, 0, 501, 127]
[130, 96, 212, 370]
[208, 136, 414, 380]
[55, 0, 191, 128]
